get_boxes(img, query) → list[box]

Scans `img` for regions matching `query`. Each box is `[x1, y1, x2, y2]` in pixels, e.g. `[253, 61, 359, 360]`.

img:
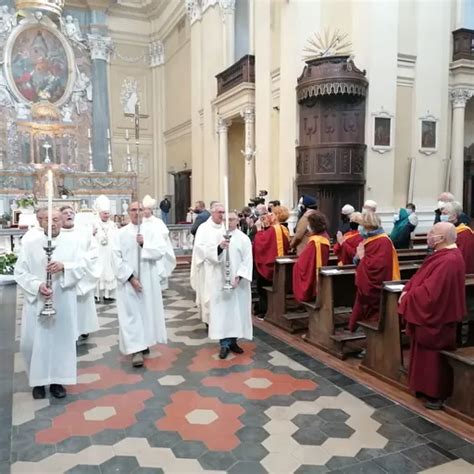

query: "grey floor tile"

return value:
[372, 452, 421, 473]
[401, 444, 451, 469]
[100, 455, 140, 474]
[425, 430, 468, 452]
[198, 450, 237, 470]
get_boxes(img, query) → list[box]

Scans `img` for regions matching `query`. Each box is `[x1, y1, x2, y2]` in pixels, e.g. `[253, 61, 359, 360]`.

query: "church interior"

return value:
[1, 0, 474, 473]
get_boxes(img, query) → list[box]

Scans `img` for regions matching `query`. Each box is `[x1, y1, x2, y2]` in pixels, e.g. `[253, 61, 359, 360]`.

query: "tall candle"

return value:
[87, 128, 91, 138]
[47, 169, 53, 241]
[125, 129, 129, 139]
[224, 175, 229, 230]
[107, 128, 110, 139]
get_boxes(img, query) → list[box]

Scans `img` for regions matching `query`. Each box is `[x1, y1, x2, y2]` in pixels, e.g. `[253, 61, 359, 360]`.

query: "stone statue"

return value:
[60, 15, 87, 49]
[122, 199, 129, 215]
[0, 69, 13, 107]
[0, 6, 16, 36]
[120, 78, 138, 115]
[15, 102, 29, 120]
[71, 71, 92, 114]
[61, 103, 73, 122]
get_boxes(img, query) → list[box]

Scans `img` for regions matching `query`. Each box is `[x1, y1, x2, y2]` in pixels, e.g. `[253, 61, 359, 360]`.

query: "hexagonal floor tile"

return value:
[84, 406, 117, 422]
[317, 408, 350, 423]
[158, 375, 185, 386]
[244, 377, 273, 389]
[185, 409, 218, 425]
[77, 373, 101, 384]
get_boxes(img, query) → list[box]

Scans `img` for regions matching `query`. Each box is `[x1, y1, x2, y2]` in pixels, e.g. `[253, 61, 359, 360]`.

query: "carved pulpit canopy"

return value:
[297, 30, 367, 103]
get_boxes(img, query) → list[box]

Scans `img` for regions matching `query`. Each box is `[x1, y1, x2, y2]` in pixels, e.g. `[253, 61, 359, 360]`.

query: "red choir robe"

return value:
[455, 224, 474, 273]
[293, 234, 330, 302]
[253, 224, 290, 281]
[333, 230, 364, 266]
[349, 233, 400, 332]
[398, 247, 466, 399]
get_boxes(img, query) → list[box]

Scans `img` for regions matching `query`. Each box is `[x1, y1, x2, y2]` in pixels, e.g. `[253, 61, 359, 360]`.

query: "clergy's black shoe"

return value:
[219, 347, 230, 359]
[229, 342, 244, 354]
[32, 386, 46, 399]
[142, 347, 150, 355]
[50, 384, 67, 399]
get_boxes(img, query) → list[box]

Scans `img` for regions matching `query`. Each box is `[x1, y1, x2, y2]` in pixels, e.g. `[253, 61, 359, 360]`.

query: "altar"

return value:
[0, 0, 136, 216]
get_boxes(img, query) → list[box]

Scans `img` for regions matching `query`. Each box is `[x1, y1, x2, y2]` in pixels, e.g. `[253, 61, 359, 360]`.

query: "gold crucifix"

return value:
[125, 103, 149, 143]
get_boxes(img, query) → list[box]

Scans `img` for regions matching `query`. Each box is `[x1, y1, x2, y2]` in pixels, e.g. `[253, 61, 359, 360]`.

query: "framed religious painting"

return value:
[3, 21, 76, 107]
[372, 109, 393, 154]
[419, 114, 438, 155]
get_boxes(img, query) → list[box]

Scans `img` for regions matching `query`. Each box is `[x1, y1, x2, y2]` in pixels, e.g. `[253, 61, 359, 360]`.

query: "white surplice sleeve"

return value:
[14, 248, 42, 305]
[61, 245, 88, 289]
[235, 233, 253, 282]
[111, 231, 134, 284]
[141, 227, 167, 261]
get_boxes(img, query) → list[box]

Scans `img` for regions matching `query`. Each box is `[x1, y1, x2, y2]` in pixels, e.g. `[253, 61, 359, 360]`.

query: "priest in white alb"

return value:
[142, 194, 176, 289]
[60, 205, 100, 340]
[15, 209, 86, 399]
[93, 195, 118, 302]
[111, 201, 168, 367]
[208, 211, 253, 359]
[190, 202, 226, 325]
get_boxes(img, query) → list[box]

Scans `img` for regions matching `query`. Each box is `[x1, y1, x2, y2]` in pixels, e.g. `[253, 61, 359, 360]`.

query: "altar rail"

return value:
[0, 225, 193, 255]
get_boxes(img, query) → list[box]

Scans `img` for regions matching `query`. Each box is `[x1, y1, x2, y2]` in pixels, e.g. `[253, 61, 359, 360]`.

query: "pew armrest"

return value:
[302, 300, 319, 311]
[358, 321, 380, 332]
[263, 286, 274, 294]
[441, 348, 474, 366]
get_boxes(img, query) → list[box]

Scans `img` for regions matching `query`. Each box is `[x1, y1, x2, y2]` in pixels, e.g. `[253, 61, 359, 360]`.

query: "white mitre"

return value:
[95, 194, 111, 212]
[143, 194, 156, 209]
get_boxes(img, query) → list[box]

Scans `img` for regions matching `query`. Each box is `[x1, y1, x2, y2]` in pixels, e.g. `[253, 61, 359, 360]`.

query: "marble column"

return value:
[150, 40, 166, 198]
[219, 0, 235, 67]
[88, 33, 112, 172]
[450, 88, 474, 198]
[241, 107, 256, 203]
[217, 117, 231, 201]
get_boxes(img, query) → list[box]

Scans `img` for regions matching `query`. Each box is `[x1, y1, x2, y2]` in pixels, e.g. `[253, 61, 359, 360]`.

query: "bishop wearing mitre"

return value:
[94, 195, 118, 302]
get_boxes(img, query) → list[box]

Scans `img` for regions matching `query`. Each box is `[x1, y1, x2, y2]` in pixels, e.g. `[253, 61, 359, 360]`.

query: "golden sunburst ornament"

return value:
[303, 29, 353, 61]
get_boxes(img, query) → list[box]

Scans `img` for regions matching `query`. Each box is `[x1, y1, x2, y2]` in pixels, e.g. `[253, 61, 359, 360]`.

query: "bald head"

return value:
[438, 192, 455, 203]
[428, 222, 456, 250]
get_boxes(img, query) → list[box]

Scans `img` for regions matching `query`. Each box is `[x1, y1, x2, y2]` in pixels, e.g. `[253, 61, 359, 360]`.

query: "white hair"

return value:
[443, 201, 463, 217]
[211, 202, 224, 211]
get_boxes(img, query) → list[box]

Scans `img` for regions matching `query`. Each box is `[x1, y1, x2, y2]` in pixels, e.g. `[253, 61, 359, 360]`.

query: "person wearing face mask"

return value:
[292, 211, 330, 302]
[390, 208, 415, 249]
[291, 194, 319, 255]
[398, 222, 466, 410]
[441, 202, 474, 346]
[434, 192, 469, 225]
[349, 212, 400, 332]
[338, 204, 355, 235]
[406, 203, 418, 229]
[333, 212, 364, 266]
[253, 210, 290, 319]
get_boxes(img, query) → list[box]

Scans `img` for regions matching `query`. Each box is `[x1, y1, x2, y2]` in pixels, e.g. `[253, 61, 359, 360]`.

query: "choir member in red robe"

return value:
[399, 222, 466, 409]
[333, 212, 364, 266]
[349, 212, 400, 332]
[293, 211, 330, 302]
[253, 208, 290, 319]
[442, 202, 474, 345]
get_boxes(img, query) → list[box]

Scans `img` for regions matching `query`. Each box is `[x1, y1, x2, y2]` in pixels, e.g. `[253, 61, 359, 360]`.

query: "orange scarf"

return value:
[308, 235, 330, 278]
[364, 233, 401, 280]
[274, 224, 289, 257]
[456, 223, 473, 235]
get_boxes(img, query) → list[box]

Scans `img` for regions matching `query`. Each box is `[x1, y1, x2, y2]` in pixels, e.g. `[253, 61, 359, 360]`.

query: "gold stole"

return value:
[456, 223, 473, 235]
[274, 224, 289, 257]
[308, 235, 330, 279]
[364, 233, 401, 280]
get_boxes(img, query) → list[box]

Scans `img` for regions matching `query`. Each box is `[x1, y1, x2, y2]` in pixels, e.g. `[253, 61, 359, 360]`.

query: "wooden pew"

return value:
[359, 281, 407, 386]
[263, 249, 427, 334]
[303, 262, 422, 359]
[442, 348, 474, 422]
[410, 233, 427, 249]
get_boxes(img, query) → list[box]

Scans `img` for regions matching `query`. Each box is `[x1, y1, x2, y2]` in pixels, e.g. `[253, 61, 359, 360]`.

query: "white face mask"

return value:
[440, 214, 450, 222]
[406, 209, 413, 216]
[393, 214, 400, 222]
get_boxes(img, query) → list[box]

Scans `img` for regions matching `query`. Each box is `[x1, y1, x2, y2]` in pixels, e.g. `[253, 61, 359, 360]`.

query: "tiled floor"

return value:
[6, 267, 474, 473]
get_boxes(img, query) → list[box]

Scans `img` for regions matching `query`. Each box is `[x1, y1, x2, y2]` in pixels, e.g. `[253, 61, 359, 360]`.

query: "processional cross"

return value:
[124, 102, 149, 278]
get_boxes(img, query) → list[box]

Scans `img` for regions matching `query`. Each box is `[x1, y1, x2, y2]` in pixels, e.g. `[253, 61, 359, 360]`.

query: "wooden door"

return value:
[174, 170, 191, 223]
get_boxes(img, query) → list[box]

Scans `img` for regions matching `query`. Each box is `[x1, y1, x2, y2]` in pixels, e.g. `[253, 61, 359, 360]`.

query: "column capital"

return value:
[149, 40, 164, 67]
[219, 0, 235, 22]
[240, 106, 255, 123]
[185, 0, 202, 25]
[450, 88, 474, 108]
[87, 34, 113, 62]
[217, 117, 231, 134]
